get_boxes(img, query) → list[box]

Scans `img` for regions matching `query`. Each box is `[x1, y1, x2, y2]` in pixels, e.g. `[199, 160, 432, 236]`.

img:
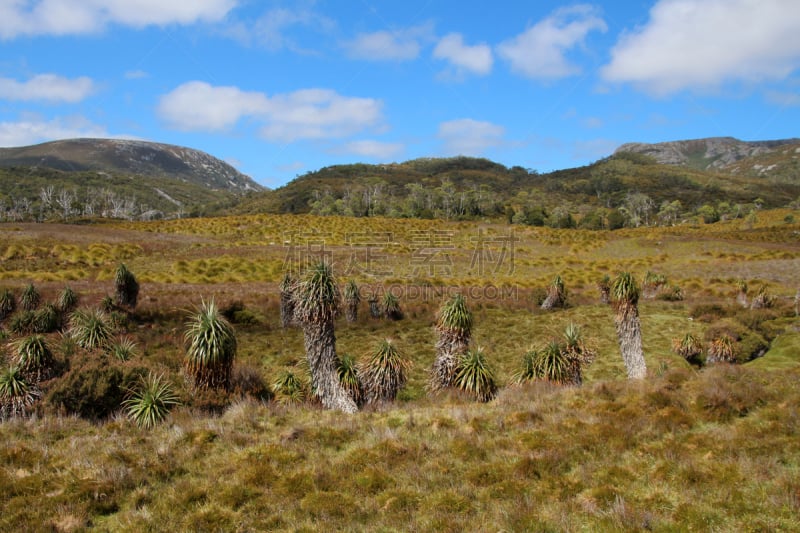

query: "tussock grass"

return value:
[1, 211, 799, 529]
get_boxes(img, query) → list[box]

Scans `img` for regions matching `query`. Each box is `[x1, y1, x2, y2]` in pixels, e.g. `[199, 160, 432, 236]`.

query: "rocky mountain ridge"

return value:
[0, 138, 262, 193]
[614, 136, 799, 171]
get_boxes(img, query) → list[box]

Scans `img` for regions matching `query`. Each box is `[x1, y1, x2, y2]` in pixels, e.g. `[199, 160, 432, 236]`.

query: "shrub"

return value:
[707, 334, 736, 364]
[46, 355, 147, 419]
[454, 348, 497, 402]
[20, 283, 41, 311]
[123, 373, 180, 429]
[184, 300, 237, 390]
[230, 364, 272, 401]
[360, 339, 411, 404]
[0, 365, 39, 420]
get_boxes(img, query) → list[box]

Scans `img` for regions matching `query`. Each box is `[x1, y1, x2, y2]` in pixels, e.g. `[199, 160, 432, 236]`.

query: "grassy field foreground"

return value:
[0, 212, 799, 531]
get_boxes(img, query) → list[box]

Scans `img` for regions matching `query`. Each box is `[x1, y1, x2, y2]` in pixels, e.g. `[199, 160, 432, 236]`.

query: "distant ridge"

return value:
[0, 138, 262, 193]
[614, 137, 800, 171]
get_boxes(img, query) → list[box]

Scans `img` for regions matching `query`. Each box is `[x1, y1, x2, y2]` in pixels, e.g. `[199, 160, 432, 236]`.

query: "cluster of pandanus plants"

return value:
[3, 259, 702, 425]
[0, 264, 144, 422]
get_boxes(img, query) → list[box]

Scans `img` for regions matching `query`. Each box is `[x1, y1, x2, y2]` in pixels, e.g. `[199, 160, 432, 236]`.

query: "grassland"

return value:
[1, 211, 799, 531]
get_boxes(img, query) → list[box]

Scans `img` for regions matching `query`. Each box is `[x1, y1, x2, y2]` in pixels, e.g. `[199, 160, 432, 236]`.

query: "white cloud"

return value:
[158, 81, 384, 143]
[340, 140, 404, 160]
[343, 23, 433, 61]
[602, 0, 800, 95]
[124, 70, 149, 80]
[223, 7, 335, 52]
[0, 0, 236, 39]
[0, 115, 131, 146]
[158, 81, 270, 131]
[433, 33, 492, 76]
[437, 118, 505, 156]
[497, 5, 606, 80]
[0, 74, 94, 103]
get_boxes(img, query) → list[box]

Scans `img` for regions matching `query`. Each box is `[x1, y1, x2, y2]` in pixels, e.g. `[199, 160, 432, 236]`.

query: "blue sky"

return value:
[1, 0, 799, 188]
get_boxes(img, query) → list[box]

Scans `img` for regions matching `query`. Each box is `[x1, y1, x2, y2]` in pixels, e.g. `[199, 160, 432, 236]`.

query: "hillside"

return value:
[614, 136, 800, 172]
[0, 138, 263, 220]
[233, 151, 800, 224]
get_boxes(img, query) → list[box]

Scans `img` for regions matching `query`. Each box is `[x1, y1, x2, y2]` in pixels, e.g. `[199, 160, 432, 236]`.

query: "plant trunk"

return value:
[280, 291, 295, 328]
[736, 291, 748, 308]
[345, 300, 358, 322]
[614, 302, 647, 379]
[301, 320, 358, 413]
[431, 330, 468, 390]
[599, 287, 610, 305]
[541, 287, 563, 310]
[368, 298, 381, 318]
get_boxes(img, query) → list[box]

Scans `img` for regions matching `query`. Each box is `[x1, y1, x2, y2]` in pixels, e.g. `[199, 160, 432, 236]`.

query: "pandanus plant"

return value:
[454, 348, 497, 402]
[611, 272, 647, 379]
[343, 280, 360, 323]
[382, 292, 403, 320]
[13, 334, 55, 382]
[0, 288, 16, 323]
[707, 334, 736, 364]
[292, 261, 357, 413]
[115, 263, 139, 310]
[20, 283, 40, 311]
[431, 294, 472, 391]
[672, 333, 704, 366]
[0, 366, 39, 420]
[360, 339, 411, 404]
[541, 275, 567, 310]
[123, 373, 180, 429]
[184, 300, 236, 390]
[598, 275, 611, 305]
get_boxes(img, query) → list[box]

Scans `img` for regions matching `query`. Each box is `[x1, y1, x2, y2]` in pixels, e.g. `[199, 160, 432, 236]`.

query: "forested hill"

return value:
[0, 138, 263, 220]
[233, 150, 800, 228]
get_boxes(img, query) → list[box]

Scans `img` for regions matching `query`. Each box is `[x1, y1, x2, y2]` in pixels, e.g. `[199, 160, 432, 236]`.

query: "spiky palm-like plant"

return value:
[123, 373, 180, 429]
[20, 283, 41, 311]
[672, 333, 704, 366]
[344, 280, 360, 323]
[642, 271, 667, 299]
[541, 275, 567, 310]
[598, 275, 611, 305]
[273, 371, 306, 405]
[431, 294, 472, 391]
[33, 303, 60, 333]
[110, 336, 138, 361]
[69, 309, 113, 350]
[114, 263, 139, 310]
[383, 293, 403, 321]
[454, 348, 497, 402]
[13, 335, 55, 382]
[0, 365, 39, 420]
[58, 286, 79, 314]
[368, 293, 381, 319]
[517, 341, 574, 385]
[293, 261, 357, 413]
[611, 272, 647, 379]
[361, 339, 411, 404]
[0, 288, 15, 322]
[707, 334, 736, 364]
[736, 279, 748, 308]
[750, 285, 774, 310]
[279, 273, 296, 328]
[184, 300, 236, 390]
[337, 353, 362, 405]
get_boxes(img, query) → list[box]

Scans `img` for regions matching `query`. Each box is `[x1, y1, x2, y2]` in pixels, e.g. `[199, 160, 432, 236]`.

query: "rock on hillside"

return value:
[614, 137, 799, 171]
[0, 138, 262, 193]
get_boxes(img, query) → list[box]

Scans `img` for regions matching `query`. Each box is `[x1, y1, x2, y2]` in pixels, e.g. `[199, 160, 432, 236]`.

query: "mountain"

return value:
[614, 137, 800, 172]
[0, 138, 262, 193]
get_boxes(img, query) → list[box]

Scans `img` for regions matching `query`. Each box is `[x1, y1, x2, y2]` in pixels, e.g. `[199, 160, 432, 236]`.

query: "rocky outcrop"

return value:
[615, 137, 799, 171]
